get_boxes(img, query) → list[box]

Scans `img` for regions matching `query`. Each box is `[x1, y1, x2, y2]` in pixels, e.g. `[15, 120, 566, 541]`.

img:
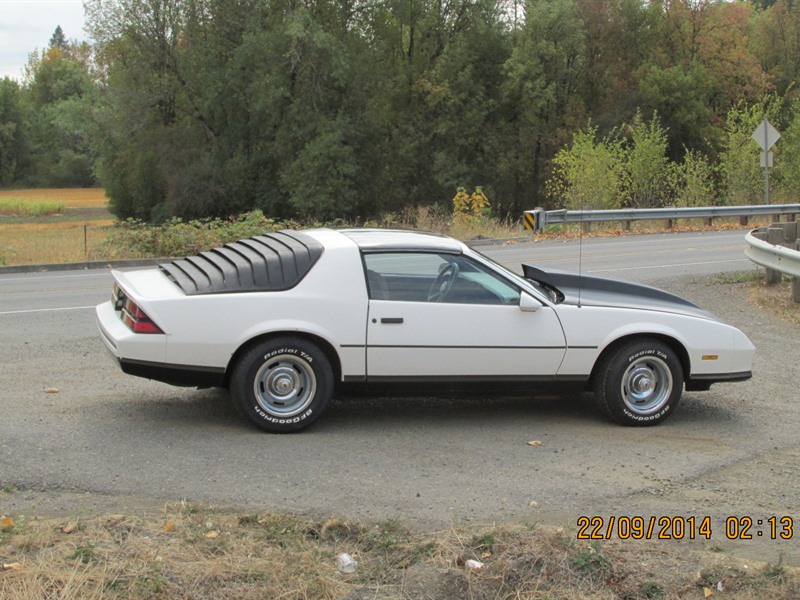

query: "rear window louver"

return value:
[159, 230, 324, 296]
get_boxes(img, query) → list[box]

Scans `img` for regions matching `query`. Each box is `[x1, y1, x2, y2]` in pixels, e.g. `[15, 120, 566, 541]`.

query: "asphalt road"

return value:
[2, 230, 798, 563]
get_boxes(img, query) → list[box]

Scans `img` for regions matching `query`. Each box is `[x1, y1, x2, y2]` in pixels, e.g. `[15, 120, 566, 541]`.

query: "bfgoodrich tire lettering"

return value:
[594, 339, 684, 427]
[231, 337, 333, 433]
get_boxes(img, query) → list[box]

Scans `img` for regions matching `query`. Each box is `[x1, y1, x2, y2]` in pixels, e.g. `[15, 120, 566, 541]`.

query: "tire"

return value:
[593, 339, 683, 426]
[231, 337, 333, 433]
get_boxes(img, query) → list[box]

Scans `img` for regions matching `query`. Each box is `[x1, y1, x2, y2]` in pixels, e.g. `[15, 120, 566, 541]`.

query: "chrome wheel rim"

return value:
[253, 354, 316, 418]
[620, 356, 672, 415]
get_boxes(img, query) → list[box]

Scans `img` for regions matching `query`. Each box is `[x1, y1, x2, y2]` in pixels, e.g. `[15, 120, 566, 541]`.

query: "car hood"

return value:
[522, 264, 720, 322]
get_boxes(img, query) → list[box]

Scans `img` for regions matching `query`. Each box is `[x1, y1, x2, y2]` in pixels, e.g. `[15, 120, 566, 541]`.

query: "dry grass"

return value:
[0, 199, 66, 217]
[0, 188, 111, 265]
[0, 188, 107, 208]
[747, 276, 800, 324]
[1, 503, 797, 599]
[0, 221, 115, 265]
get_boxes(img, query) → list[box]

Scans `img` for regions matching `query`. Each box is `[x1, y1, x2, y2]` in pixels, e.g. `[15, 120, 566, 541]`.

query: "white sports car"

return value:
[96, 228, 754, 432]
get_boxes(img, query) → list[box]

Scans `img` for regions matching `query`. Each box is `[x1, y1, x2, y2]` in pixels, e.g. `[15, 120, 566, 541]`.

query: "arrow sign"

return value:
[752, 119, 780, 151]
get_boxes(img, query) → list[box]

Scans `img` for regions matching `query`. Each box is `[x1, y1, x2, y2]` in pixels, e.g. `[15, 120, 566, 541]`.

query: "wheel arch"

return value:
[224, 331, 342, 389]
[588, 333, 690, 388]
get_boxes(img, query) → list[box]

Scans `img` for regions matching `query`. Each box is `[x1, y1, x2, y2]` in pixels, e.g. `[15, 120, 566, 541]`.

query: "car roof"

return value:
[338, 228, 464, 253]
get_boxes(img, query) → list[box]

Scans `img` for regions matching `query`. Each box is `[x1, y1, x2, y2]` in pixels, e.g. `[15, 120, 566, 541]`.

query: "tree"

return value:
[638, 62, 714, 160]
[750, 0, 800, 97]
[21, 46, 97, 187]
[773, 101, 800, 202]
[49, 26, 68, 51]
[493, 0, 588, 212]
[670, 149, 716, 207]
[547, 127, 626, 210]
[623, 112, 671, 208]
[718, 98, 783, 205]
[0, 78, 27, 185]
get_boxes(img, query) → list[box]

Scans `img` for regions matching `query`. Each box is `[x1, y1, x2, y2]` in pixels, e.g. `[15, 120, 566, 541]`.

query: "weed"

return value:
[641, 581, 665, 598]
[714, 271, 763, 284]
[409, 540, 438, 563]
[364, 519, 410, 552]
[762, 554, 787, 582]
[97, 211, 290, 259]
[320, 517, 365, 544]
[471, 532, 496, 552]
[1, 483, 13, 494]
[569, 541, 610, 577]
[70, 543, 96, 564]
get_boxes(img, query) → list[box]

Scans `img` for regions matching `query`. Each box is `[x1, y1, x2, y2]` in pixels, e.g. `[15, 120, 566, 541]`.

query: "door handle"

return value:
[380, 317, 404, 324]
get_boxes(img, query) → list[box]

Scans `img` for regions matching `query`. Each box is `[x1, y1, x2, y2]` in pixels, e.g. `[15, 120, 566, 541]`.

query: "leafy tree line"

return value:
[0, 26, 97, 188]
[2, 1, 800, 222]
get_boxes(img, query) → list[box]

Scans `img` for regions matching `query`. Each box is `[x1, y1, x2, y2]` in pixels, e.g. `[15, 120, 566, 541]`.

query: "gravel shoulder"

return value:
[1, 273, 798, 567]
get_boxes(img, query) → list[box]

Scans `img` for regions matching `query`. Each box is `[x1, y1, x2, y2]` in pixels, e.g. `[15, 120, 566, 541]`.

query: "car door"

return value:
[363, 252, 567, 381]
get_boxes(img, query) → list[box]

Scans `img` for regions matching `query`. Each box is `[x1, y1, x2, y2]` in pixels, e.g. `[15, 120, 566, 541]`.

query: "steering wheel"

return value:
[427, 262, 459, 302]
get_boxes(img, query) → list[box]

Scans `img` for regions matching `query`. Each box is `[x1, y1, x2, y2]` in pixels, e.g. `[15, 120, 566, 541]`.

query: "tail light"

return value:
[112, 282, 125, 310]
[121, 297, 164, 334]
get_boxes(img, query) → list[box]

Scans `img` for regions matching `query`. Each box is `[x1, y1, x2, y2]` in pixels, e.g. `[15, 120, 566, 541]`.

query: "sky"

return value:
[0, 0, 87, 80]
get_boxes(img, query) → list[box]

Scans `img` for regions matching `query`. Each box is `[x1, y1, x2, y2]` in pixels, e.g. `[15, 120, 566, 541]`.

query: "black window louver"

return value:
[159, 230, 324, 295]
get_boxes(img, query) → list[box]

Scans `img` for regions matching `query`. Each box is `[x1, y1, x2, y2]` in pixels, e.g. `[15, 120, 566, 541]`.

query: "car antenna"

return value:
[577, 200, 583, 308]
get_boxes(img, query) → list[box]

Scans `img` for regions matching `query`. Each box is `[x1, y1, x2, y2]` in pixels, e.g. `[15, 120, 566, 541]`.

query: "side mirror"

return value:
[519, 292, 540, 312]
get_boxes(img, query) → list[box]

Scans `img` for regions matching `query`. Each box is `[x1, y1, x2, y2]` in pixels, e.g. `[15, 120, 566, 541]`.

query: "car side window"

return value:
[363, 252, 520, 305]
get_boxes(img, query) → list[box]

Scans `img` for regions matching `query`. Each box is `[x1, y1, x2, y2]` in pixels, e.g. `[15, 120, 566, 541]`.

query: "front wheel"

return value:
[594, 339, 684, 426]
[231, 337, 333, 433]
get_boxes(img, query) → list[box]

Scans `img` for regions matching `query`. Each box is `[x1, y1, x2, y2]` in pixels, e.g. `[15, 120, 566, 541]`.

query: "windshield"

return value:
[465, 246, 555, 305]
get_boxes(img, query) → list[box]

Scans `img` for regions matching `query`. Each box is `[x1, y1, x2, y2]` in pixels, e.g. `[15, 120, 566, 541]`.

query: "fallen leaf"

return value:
[45, 388, 59, 394]
[2, 563, 22, 571]
[703, 587, 714, 598]
[59, 522, 77, 534]
[527, 440, 543, 447]
[164, 523, 175, 533]
[205, 531, 219, 539]
[1, 517, 14, 529]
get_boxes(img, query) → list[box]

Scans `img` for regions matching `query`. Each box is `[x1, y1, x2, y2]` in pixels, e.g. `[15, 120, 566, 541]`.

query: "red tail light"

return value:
[121, 298, 164, 334]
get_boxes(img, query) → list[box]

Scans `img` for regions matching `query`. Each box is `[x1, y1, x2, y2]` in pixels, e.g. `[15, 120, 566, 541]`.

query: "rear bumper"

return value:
[97, 300, 224, 387]
[120, 358, 225, 387]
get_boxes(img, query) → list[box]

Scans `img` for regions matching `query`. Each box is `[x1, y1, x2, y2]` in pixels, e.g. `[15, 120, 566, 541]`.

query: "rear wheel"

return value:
[594, 339, 683, 426]
[231, 337, 333, 433]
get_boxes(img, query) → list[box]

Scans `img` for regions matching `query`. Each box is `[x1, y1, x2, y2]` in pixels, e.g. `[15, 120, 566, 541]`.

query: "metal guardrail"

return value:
[523, 204, 800, 232]
[745, 223, 800, 303]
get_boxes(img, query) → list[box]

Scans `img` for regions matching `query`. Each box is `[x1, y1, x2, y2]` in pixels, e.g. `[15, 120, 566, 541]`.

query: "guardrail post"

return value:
[622, 221, 631, 231]
[739, 216, 749, 226]
[783, 222, 798, 242]
[766, 227, 784, 283]
[666, 219, 673, 229]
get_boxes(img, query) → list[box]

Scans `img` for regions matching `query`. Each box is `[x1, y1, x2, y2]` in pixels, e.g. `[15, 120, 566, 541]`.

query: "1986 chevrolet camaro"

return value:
[96, 228, 754, 432]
